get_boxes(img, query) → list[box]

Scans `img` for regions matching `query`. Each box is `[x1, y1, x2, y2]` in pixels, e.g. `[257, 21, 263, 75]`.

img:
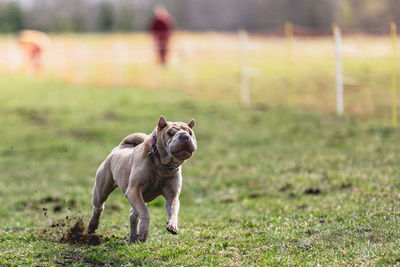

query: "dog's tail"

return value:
[119, 133, 147, 147]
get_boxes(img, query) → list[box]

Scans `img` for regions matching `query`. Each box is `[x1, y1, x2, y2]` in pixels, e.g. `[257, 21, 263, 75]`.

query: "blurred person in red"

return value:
[19, 30, 49, 73]
[150, 5, 174, 65]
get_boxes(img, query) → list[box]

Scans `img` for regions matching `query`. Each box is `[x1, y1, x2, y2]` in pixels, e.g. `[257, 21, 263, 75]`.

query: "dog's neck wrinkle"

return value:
[142, 133, 181, 175]
[142, 136, 153, 154]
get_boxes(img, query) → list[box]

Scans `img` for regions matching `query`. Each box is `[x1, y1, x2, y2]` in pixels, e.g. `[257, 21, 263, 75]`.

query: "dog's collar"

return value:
[148, 133, 159, 158]
[147, 133, 182, 171]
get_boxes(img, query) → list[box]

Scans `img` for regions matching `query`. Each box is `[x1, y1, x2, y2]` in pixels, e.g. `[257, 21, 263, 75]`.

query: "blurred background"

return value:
[2, 1, 400, 265]
[0, 0, 399, 121]
[1, 0, 399, 32]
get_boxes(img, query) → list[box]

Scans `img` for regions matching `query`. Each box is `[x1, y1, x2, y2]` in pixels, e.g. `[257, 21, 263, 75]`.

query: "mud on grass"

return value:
[59, 217, 103, 246]
[48, 216, 127, 247]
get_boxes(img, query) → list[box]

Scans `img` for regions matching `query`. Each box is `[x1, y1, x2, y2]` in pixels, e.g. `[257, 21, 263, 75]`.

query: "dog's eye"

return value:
[168, 130, 176, 136]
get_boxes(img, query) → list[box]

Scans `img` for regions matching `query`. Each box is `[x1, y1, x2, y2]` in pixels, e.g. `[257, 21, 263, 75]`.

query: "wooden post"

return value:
[285, 22, 295, 106]
[179, 31, 195, 91]
[333, 24, 344, 116]
[391, 22, 398, 127]
[239, 29, 250, 107]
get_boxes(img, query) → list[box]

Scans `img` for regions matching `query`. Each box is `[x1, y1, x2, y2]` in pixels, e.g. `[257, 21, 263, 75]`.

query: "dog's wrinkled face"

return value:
[156, 116, 197, 165]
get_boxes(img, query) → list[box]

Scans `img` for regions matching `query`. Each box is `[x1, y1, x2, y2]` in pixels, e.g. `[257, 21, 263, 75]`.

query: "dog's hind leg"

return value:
[88, 161, 116, 233]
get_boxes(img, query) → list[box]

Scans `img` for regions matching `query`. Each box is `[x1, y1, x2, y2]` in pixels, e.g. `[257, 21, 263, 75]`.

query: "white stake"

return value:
[239, 29, 250, 107]
[333, 24, 344, 116]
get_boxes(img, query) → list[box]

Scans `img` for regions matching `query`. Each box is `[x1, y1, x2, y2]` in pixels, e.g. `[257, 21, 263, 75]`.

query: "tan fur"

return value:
[119, 133, 147, 146]
[88, 116, 197, 243]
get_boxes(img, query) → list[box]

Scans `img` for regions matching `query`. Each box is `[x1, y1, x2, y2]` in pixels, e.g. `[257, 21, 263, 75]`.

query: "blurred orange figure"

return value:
[19, 30, 50, 73]
[150, 5, 174, 65]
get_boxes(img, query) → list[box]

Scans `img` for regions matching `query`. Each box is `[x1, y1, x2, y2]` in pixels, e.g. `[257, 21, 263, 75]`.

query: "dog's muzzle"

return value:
[170, 132, 196, 160]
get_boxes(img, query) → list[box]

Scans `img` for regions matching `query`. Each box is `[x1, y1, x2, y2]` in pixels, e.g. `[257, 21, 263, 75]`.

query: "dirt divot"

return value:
[304, 188, 321, 195]
[54, 252, 106, 266]
[60, 218, 103, 246]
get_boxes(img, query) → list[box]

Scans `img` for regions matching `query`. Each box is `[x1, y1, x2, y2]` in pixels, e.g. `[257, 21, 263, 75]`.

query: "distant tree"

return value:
[98, 1, 114, 31]
[0, 2, 23, 33]
[72, 13, 85, 32]
[338, 1, 355, 28]
[9, 0, 400, 33]
[114, 5, 135, 31]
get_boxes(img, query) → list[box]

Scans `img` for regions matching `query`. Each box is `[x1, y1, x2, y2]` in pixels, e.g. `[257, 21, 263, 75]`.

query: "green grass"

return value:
[1, 75, 400, 265]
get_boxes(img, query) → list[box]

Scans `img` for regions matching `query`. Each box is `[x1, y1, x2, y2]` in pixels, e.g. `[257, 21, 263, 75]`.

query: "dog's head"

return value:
[155, 115, 197, 165]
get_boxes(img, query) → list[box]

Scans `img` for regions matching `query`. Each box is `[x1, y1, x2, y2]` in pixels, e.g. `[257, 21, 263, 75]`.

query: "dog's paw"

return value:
[166, 223, 179, 235]
[129, 234, 138, 244]
[136, 232, 148, 243]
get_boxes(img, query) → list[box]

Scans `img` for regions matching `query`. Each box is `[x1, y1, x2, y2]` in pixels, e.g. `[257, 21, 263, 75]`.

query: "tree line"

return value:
[1, 0, 399, 33]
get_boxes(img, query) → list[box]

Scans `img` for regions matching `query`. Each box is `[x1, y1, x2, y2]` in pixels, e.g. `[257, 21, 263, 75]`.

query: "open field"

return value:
[0, 33, 398, 122]
[1, 74, 400, 265]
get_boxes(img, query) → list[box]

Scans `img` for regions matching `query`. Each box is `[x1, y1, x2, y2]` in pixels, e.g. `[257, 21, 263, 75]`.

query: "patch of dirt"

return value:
[68, 129, 96, 139]
[103, 112, 122, 121]
[53, 252, 107, 266]
[53, 205, 62, 212]
[304, 188, 321, 195]
[50, 218, 66, 228]
[4, 227, 24, 233]
[15, 107, 49, 125]
[1, 146, 15, 156]
[248, 192, 263, 199]
[305, 229, 317, 236]
[279, 183, 293, 192]
[220, 197, 235, 203]
[41, 196, 61, 203]
[253, 103, 269, 112]
[16, 196, 77, 215]
[41, 196, 64, 213]
[60, 218, 103, 246]
[68, 199, 77, 208]
[339, 182, 353, 190]
[297, 204, 308, 209]
[107, 203, 121, 211]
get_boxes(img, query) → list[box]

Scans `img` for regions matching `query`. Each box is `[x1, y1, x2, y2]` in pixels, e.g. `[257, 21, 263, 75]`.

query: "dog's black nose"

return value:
[179, 134, 189, 142]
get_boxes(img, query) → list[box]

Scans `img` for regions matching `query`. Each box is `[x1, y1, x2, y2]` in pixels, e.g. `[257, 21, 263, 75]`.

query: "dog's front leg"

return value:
[125, 187, 150, 243]
[164, 190, 180, 235]
[129, 207, 139, 242]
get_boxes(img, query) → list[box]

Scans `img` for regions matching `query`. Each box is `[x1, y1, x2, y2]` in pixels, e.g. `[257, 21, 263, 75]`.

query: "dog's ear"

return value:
[188, 119, 195, 129]
[158, 115, 167, 130]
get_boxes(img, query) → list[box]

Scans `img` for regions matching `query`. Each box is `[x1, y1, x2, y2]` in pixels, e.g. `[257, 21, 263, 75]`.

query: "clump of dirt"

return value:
[304, 188, 321, 195]
[60, 218, 103, 246]
[53, 205, 62, 212]
[50, 217, 67, 228]
[40, 196, 61, 203]
[279, 183, 293, 192]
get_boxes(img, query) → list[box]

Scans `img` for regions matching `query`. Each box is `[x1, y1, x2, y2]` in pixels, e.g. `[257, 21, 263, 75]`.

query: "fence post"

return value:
[391, 22, 398, 127]
[285, 22, 295, 106]
[333, 24, 344, 116]
[239, 29, 250, 107]
[179, 31, 195, 91]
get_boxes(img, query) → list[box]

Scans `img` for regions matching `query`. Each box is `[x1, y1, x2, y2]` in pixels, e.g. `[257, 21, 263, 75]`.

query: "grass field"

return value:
[1, 72, 400, 265]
